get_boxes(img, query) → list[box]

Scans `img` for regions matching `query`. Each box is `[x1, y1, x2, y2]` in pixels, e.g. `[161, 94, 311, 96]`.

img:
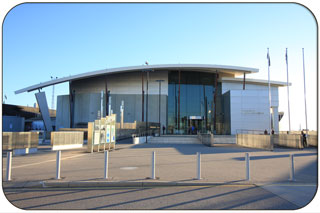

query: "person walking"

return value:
[301, 131, 307, 148]
[162, 125, 166, 135]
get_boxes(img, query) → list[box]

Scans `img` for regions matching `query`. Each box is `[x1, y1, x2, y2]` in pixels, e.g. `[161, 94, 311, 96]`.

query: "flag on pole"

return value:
[285, 48, 291, 132]
[267, 48, 272, 135]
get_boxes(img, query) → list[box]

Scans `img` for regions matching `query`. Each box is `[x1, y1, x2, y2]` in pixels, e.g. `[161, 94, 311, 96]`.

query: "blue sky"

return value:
[2, 3, 317, 131]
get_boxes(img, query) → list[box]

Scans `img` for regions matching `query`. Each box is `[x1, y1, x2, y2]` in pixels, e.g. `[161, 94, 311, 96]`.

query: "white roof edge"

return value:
[221, 77, 290, 87]
[15, 64, 259, 94]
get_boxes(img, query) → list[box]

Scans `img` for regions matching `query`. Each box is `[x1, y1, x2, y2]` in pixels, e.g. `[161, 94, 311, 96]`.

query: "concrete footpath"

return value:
[2, 142, 318, 208]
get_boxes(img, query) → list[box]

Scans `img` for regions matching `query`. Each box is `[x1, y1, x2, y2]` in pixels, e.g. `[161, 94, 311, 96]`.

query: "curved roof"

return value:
[15, 64, 258, 94]
[221, 77, 290, 87]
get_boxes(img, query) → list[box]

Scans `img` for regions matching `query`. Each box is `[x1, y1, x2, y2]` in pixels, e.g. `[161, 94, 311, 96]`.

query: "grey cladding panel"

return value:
[35, 92, 53, 132]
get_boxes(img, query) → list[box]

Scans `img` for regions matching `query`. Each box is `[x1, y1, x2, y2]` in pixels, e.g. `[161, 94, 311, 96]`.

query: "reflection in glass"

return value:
[167, 71, 219, 135]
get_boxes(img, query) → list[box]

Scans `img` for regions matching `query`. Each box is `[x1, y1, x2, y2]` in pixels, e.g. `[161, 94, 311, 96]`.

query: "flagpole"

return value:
[286, 48, 291, 132]
[302, 48, 308, 137]
[267, 48, 272, 135]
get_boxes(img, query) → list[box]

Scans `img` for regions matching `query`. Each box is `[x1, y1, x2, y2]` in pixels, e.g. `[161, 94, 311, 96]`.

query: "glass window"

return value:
[167, 71, 219, 134]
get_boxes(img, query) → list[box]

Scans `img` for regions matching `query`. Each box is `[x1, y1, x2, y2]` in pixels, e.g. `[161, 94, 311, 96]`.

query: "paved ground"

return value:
[2, 142, 317, 183]
[4, 185, 300, 210]
[1, 139, 318, 210]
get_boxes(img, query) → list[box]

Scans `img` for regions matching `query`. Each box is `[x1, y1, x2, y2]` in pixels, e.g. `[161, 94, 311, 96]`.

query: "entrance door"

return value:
[188, 117, 203, 134]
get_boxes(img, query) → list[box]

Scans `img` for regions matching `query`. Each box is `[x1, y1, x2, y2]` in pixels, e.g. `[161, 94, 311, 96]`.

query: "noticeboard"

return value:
[106, 125, 111, 143]
[111, 125, 115, 142]
[91, 114, 116, 148]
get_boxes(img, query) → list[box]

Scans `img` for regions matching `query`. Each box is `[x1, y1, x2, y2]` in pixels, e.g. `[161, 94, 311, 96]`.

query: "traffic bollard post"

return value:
[104, 150, 109, 179]
[151, 151, 156, 179]
[245, 153, 250, 181]
[197, 152, 201, 180]
[56, 150, 61, 180]
[289, 154, 295, 181]
[6, 151, 12, 181]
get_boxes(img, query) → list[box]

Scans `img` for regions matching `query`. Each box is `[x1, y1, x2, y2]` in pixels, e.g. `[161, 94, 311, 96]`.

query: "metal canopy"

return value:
[15, 64, 259, 94]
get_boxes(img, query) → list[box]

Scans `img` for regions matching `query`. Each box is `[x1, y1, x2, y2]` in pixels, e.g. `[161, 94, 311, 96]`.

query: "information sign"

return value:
[106, 125, 111, 143]
[111, 125, 115, 142]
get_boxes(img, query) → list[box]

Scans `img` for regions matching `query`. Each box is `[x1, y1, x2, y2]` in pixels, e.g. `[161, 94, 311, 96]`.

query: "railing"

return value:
[236, 129, 266, 135]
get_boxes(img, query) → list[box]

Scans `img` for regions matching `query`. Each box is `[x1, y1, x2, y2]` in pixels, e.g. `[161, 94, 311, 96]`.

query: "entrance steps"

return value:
[214, 135, 236, 144]
[148, 135, 201, 144]
[147, 135, 236, 144]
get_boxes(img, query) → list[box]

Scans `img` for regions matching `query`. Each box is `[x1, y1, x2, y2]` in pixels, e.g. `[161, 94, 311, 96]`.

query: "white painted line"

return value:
[52, 144, 83, 151]
[120, 167, 138, 170]
[12, 153, 88, 169]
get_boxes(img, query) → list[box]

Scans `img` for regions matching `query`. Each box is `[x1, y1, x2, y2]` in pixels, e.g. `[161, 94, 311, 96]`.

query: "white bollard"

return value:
[197, 152, 201, 180]
[104, 150, 109, 179]
[289, 154, 295, 181]
[6, 152, 12, 181]
[151, 151, 156, 179]
[56, 150, 61, 180]
[245, 153, 250, 181]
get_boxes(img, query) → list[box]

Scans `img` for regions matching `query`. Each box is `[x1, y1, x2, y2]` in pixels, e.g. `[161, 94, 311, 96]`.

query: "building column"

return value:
[105, 77, 108, 116]
[214, 72, 219, 132]
[178, 70, 181, 131]
[243, 73, 246, 90]
[141, 71, 145, 122]
[69, 81, 74, 128]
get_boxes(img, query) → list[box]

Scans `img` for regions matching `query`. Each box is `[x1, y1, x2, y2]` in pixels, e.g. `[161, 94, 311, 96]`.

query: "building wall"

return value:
[56, 95, 70, 129]
[229, 90, 270, 134]
[56, 71, 168, 130]
[222, 91, 231, 134]
[72, 71, 169, 95]
[2, 116, 25, 132]
[222, 81, 280, 135]
[56, 71, 281, 134]
[221, 82, 279, 107]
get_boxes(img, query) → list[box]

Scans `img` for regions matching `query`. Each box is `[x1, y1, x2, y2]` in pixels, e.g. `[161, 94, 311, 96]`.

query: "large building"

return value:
[15, 64, 287, 135]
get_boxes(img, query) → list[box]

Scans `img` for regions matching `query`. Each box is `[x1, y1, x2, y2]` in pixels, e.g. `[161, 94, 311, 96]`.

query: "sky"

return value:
[2, 3, 318, 131]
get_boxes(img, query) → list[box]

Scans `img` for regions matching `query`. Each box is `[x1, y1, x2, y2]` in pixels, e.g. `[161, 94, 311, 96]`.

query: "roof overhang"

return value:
[221, 77, 290, 87]
[15, 64, 259, 94]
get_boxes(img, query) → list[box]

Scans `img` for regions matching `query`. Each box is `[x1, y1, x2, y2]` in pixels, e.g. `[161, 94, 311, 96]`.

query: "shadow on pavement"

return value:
[129, 143, 267, 155]
[232, 152, 317, 161]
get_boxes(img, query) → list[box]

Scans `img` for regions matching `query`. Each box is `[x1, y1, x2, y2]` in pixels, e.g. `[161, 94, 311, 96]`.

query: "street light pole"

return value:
[141, 71, 144, 122]
[146, 70, 149, 143]
[156, 80, 164, 136]
[51, 76, 58, 110]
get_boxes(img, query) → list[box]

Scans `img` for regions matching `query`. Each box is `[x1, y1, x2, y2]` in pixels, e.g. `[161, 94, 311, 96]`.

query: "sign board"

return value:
[111, 125, 115, 142]
[91, 114, 117, 148]
[100, 118, 106, 144]
[51, 131, 84, 150]
[106, 125, 111, 143]
[94, 132, 100, 145]
[93, 120, 100, 145]
[189, 116, 203, 120]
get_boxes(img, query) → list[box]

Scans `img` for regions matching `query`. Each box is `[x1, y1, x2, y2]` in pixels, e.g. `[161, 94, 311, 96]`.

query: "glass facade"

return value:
[167, 71, 219, 135]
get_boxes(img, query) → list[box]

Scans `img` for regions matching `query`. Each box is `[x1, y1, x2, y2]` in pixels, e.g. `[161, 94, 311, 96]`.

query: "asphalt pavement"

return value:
[4, 185, 300, 210]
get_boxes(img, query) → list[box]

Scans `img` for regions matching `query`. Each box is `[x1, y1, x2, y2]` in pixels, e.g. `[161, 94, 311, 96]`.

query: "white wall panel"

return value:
[229, 89, 274, 134]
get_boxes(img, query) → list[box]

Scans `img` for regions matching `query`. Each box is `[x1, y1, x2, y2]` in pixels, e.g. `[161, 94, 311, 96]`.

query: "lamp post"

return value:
[50, 76, 58, 109]
[143, 62, 153, 143]
[156, 80, 165, 136]
[145, 70, 151, 143]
